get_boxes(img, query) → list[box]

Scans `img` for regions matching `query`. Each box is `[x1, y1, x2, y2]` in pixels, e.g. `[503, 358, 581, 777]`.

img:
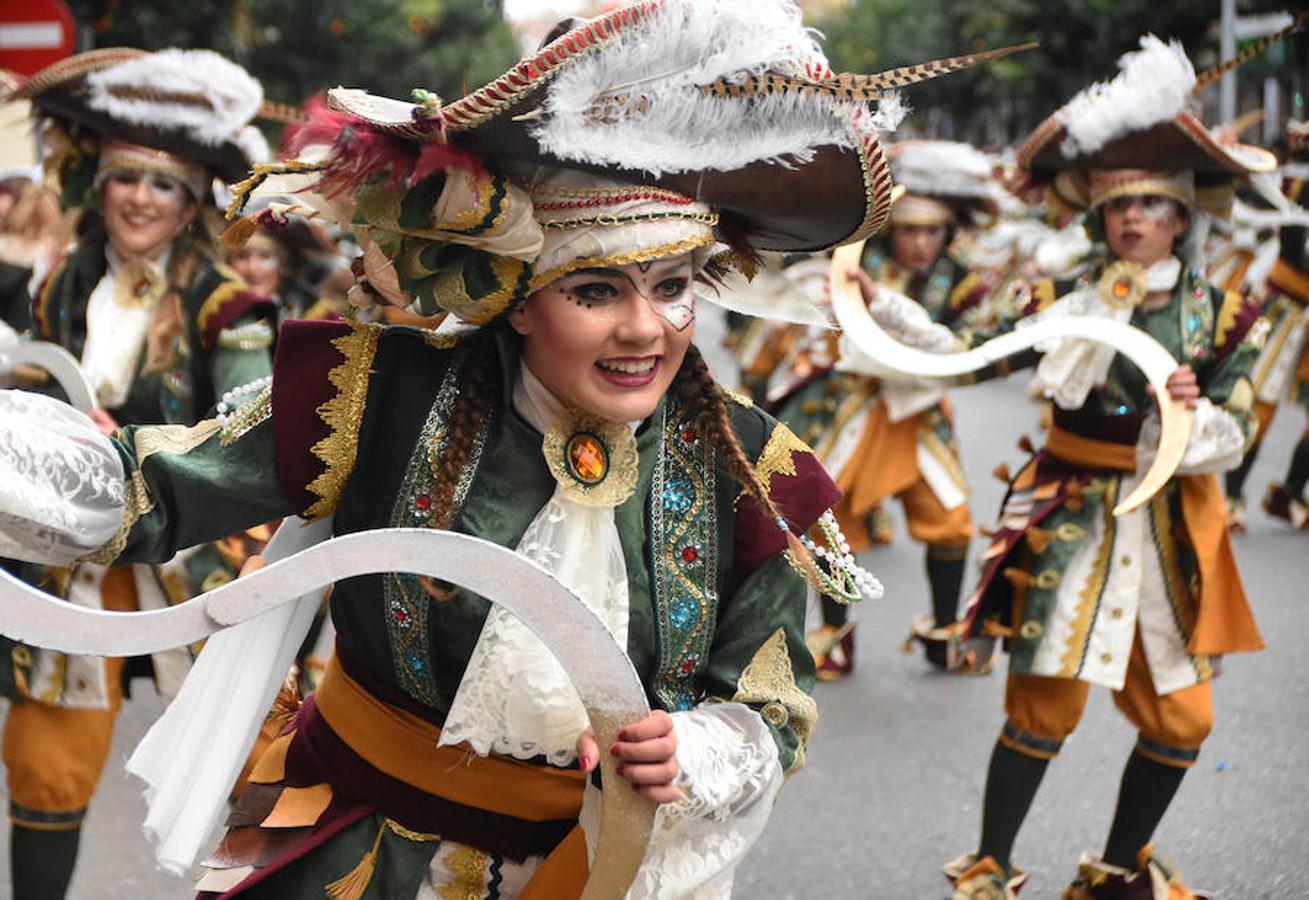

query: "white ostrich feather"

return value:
[892, 141, 995, 200]
[1058, 35, 1195, 159]
[533, 0, 893, 176]
[87, 49, 263, 148]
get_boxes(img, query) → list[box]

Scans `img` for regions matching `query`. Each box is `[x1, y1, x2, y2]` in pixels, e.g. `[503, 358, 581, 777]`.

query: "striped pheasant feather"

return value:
[1194, 15, 1303, 93]
[585, 42, 1036, 121]
[821, 41, 1038, 96]
[258, 99, 308, 125]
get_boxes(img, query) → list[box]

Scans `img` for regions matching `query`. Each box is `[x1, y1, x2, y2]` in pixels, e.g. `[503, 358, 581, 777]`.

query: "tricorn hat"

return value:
[10, 47, 269, 185]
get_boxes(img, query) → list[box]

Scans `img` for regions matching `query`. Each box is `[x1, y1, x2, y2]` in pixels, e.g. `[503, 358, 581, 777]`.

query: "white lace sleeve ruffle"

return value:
[579, 702, 783, 899]
[833, 288, 957, 420]
[1025, 286, 1132, 410]
[0, 389, 124, 565]
[1135, 397, 1247, 476]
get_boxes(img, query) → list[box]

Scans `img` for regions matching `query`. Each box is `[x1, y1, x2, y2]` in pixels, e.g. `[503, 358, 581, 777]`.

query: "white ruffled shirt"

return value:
[81, 244, 170, 409]
[439, 364, 633, 764]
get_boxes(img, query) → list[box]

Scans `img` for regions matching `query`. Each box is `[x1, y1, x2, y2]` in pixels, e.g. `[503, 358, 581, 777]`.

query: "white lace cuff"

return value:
[1135, 398, 1247, 476]
[0, 389, 125, 565]
[610, 703, 782, 898]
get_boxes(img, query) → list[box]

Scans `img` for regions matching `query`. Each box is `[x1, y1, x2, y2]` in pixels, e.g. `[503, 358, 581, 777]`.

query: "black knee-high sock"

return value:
[1225, 439, 1262, 501]
[11, 823, 80, 900]
[1285, 434, 1309, 500]
[977, 741, 1049, 872]
[1102, 751, 1187, 869]
[926, 546, 967, 627]
[820, 593, 848, 628]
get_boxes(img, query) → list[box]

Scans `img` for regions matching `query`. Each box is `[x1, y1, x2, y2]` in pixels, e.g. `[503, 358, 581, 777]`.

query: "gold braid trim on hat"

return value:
[527, 233, 717, 295]
[226, 159, 328, 220]
[539, 210, 719, 230]
[305, 322, 382, 520]
[1083, 171, 1199, 210]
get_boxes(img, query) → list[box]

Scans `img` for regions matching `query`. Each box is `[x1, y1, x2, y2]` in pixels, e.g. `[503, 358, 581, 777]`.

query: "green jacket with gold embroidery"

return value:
[32, 223, 277, 425]
[103, 321, 841, 772]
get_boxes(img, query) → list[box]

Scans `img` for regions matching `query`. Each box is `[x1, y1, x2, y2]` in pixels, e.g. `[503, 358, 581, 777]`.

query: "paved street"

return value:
[1, 321, 1307, 897]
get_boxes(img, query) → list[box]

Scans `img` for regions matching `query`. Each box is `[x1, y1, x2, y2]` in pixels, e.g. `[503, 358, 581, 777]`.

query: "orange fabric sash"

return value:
[314, 656, 587, 821]
[1047, 425, 1135, 472]
[836, 397, 919, 514]
[1044, 427, 1263, 656]
[1269, 257, 1309, 304]
[255, 655, 589, 896]
[831, 397, 919, 553]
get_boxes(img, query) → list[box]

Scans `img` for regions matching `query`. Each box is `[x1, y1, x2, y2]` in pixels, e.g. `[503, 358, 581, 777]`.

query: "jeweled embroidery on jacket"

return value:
[382, 352, 490, 708]
[650, 399, 718, 712]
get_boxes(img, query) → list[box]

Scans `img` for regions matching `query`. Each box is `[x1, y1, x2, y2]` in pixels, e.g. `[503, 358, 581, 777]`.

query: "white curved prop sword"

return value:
[829, 241, 1193, 516]
[0, 340, 97, 413]
[0, 527, 654, 899]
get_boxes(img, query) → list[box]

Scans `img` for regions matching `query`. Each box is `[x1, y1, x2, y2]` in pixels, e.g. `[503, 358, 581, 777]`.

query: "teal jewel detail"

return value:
[650, 402, 718, 713]
[382, 352, 488, 709]
[663, 478, 693, 514]
[1114, 404, 1130, 415]
[1187, 313, 1203, 332]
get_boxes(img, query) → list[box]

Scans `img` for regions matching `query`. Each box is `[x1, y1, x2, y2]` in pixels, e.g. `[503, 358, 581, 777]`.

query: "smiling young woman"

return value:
[0, 49, 277, 900]
[0, 2, 955, 896]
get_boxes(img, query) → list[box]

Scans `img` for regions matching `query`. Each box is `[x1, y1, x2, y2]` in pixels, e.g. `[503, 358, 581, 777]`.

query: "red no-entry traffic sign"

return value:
[0, 0, 75, 78]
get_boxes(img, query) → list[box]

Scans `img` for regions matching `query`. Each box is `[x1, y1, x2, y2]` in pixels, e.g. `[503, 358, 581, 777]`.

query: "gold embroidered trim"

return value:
[80, 470, 153, 566]
[421, 328, 462, 349]
[1214, 290, 1245, 349]
[81, 422, 219, 564]
[196, 279, 250, 345]
[527, 234, 716, 299]
[443, 169, 500, 234]
[1058, 480, 1118, 677]
[919, 424, 969, 494]
[717, 384, 753, 408]
[439, 843, 490, 899]
[754, 422, 813, 493]
[304, 322, 382, 520]
[948, 270, 981, 310]
[133, 419, 221, 459]
[385, 818, 441, 843]
[226, 159, 327, 219]
[731, 627, 817, 772]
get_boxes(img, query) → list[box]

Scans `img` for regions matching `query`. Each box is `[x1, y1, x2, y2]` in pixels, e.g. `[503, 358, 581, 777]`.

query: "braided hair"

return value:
[673, 343, 822, 583]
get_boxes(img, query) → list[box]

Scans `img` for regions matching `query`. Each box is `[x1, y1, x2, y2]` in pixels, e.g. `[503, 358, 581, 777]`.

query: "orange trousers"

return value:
[1001, 629, 1213, 769]
[2, 567, 135, 828]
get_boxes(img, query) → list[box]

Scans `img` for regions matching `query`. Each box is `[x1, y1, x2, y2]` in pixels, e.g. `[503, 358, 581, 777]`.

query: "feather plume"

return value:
[892, 141, 996, 202]
[1194, 15, 1302, 92]
[1058, 35, 1196, 158]
[824, 42, 1037, 95]
[533, 0, 865, 176]
[85, 49, 262, 147]
[287, 98, 478, 197]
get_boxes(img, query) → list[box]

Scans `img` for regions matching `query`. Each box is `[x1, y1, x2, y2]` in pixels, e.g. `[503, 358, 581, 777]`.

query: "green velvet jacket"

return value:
[106, 321, 838, 772]
[33, 224, 275, 425]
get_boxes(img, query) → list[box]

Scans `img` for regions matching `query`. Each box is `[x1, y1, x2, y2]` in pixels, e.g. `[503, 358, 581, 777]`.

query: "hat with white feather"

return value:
[229, 0, 1028, 326]
[1017, 35, 1279, 212]
[888, 140, 1001, 226]
[8, 47, 272, 205]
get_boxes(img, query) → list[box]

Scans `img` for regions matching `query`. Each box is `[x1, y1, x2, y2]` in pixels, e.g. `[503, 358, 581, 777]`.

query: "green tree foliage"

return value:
[813, 0, 1215, 145]
[65, 0, 521, 106]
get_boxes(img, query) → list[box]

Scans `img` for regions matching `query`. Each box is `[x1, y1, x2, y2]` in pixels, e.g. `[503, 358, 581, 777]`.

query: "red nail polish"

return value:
[610, 744, 621, 757]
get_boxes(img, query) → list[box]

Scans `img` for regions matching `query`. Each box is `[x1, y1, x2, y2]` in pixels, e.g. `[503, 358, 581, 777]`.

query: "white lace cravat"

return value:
[1032, 256, 1182, 410]
[438, 363, 633, 765]
[80, 244, 171, 409]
